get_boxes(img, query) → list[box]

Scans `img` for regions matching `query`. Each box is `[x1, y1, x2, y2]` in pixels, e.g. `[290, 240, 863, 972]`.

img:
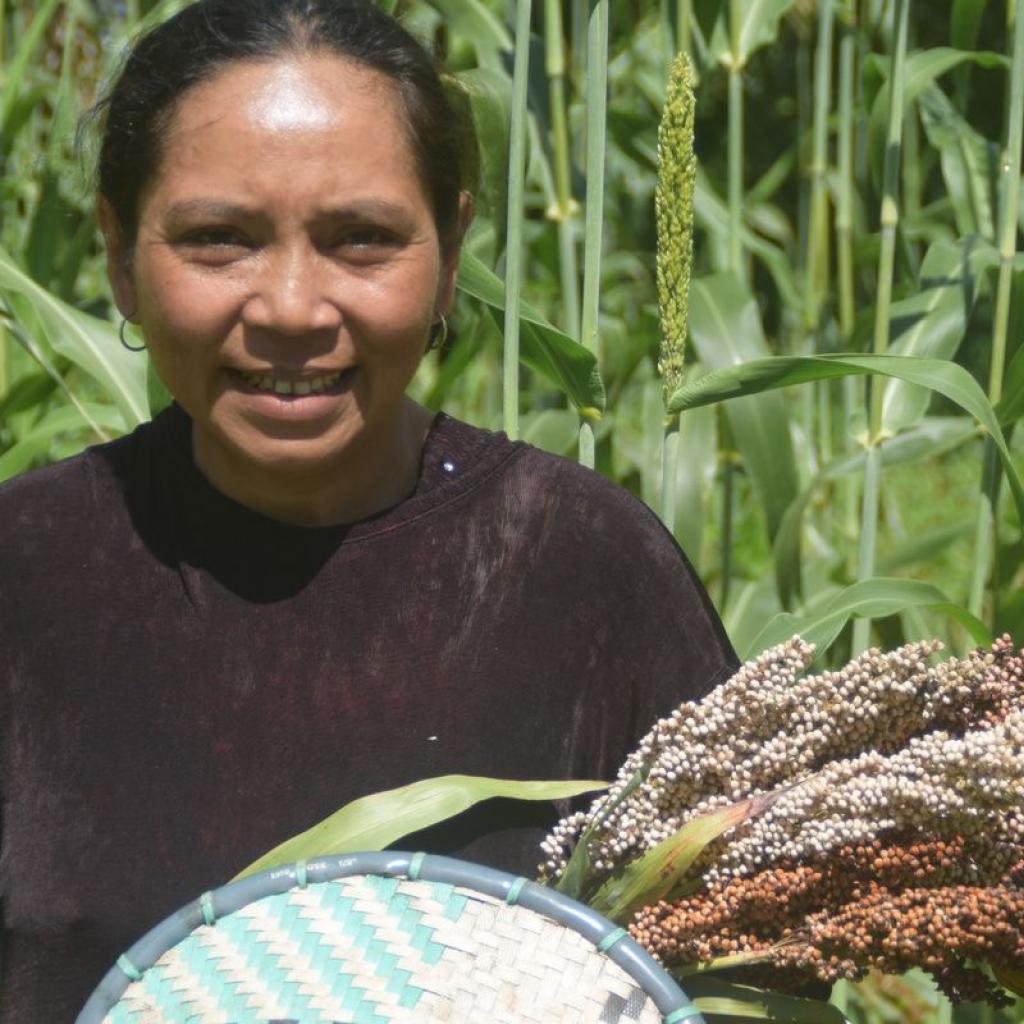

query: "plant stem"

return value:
[718, 408, 735, 611]
[578, 0, 609, 468]
[545, 0, 580, 338]
[837, 26, 859, 572]
[676, 0, 692, 55]
[804, 0, 834, 338]
[852, 444, 882, 652]
[502, 0, 534, 441]
[836, 28, 856, 345]
[727, 0, 744, 278]
[660, 419, 680, 533]
[868, 0, 908, 440]
[967, 0, 1024, 625]
[853, 0, 909, 652]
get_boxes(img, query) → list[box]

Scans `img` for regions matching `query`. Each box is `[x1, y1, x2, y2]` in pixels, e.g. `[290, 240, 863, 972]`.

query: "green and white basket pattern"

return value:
[76, 851, 705, 1024]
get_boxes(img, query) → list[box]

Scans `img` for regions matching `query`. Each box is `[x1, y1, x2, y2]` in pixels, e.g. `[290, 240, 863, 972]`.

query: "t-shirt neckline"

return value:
[152, 403, 519, 552]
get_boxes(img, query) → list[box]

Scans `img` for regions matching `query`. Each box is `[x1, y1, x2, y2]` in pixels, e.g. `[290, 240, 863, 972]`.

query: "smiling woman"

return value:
[0, 1, 736, 1021]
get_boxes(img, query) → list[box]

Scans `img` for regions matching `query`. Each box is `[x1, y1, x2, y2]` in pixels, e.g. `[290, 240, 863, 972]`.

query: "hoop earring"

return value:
[428, 313, 449, 352]
[119, 318, 147, 352]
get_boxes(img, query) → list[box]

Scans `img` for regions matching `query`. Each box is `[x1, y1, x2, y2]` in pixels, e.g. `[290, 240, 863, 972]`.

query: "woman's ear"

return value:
[97, 196, 138, 320]
[435, 190, 475, 316]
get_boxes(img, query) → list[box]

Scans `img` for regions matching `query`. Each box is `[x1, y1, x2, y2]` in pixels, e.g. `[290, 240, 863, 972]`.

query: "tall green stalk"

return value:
[967, 0, 1024, 623]
[837, 23, 859, 575]
[578, 0, 609, 469]
[717, 0, 745, 609]
[852, 0, 910, 655]
[502, 0, 534, 441]
[656, 53, 697, 532]
[544, 0, 580, 339]
[804, 0, 834, 339]
[808, 0, 835, 539]
[726, 0, 744, 278]
[675, 0, 692, 56]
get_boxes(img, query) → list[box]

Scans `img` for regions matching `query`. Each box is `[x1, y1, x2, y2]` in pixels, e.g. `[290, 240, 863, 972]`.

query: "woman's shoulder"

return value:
[435, 414, 693, 580]
[0, 418, 157, 546]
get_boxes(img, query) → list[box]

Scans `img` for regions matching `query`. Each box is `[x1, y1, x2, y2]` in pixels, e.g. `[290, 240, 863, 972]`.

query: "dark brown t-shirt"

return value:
[0, 405, 736, 1021]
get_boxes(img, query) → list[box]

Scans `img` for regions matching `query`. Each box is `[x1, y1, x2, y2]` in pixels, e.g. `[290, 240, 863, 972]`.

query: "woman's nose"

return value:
[242, 246, 342, 334]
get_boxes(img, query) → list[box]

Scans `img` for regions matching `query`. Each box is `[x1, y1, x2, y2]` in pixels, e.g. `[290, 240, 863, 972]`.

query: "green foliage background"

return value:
[1, 0, 1023, 1019]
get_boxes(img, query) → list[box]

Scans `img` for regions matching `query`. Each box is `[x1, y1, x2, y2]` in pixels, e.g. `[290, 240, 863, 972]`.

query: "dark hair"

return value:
[93, 0, 473, 247]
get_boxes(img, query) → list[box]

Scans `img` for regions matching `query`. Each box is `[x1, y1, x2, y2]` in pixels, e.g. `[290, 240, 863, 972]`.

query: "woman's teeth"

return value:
[239, 370, 344, 395]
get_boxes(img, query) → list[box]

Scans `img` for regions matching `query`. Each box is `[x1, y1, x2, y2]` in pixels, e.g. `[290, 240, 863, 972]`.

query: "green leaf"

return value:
[686, 977, 850, 1022]
[994, 963, 1024, 999]
[695, 169, 800, 311]
[589, 793, 779, 921]
[698, 0, 796, 70]
[457, 250, 605, 414]
[773, 418, 976, 607]
[996, 334, 1024, 426]
[866, 48, 1009, 188]
[424, 0, 512, 65]
[877, 520, 976, 574]
[746, 577, 992, 659]
[521, 409, 579, 456]
[451, 68, 511, 260]
[918, 86, 998, 240]
[0, 246, 149, 426]
[0, 404, 125, 483]
[667, 352, 1024, 533]
[554, 765, 650, 902]
[0, 0, 62, 146]
[880, 237, 989, 433]
[235, 775, 608, 880]
[688, 273, 798, 541]
[950, 0, 989, 55]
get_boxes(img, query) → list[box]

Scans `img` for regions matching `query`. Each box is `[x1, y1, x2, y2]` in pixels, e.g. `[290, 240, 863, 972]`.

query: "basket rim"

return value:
[76, 850, 705, 1024]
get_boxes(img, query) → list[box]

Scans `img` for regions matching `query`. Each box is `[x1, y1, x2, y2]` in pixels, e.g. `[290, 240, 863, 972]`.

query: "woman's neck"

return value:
[191, 399, 436, 527]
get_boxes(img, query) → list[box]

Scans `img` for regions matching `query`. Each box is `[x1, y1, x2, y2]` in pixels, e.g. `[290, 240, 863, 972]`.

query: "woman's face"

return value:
[103, 56, 458, 494]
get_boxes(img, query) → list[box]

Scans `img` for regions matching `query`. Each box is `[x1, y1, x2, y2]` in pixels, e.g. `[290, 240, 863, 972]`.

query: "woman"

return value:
[0, 1, 736, 1018]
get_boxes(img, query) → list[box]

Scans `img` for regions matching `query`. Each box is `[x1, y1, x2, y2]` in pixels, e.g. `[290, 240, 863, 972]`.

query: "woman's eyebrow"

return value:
[315, 198, 414, 222]
[163, 197, 414, 223]
[164, 198, 259, 222]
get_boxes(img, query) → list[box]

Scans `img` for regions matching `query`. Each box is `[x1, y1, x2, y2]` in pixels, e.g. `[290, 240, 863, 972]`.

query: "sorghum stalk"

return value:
[837, 23, 859, 577]
[967, 0, 1024, 624]
[804, 0, 833, 339]
[726, 0, 744, 278]
[656, 52, 696, 530]
[544, 0, 580, 339]
[502, 0, 534, 442]
[675, 0, 692, 56]
[807, 0, 835, 535]
[852, 0, 910, 654]
[577, 0, 609, 469]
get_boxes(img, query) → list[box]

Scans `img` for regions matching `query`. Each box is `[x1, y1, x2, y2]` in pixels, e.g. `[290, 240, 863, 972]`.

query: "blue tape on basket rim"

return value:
[296, 859, 308, 888]
[665, 1007, 704, 1022]
[200, 891, 216, 927]
[115, 954, 142, 982]
[408, 851, 426, 881]
[598, 927, 628, 953]
[505, 876, 528, 905]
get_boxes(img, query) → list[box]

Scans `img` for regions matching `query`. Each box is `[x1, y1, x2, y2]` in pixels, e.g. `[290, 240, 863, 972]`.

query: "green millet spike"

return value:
[656, 51, 697, 410]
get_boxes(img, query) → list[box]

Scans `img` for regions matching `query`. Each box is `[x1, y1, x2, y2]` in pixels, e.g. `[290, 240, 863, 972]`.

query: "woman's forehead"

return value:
[142, 56, 427, 216]
[169, 55, 400, 139]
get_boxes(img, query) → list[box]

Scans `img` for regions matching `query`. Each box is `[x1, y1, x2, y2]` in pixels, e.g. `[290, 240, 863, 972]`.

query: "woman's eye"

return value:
[335, 228, 399, 251]
[182, 228, 249, 248]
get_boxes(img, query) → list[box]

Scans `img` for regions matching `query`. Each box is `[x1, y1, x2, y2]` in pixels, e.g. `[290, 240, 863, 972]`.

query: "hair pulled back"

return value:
[95, 0, 471, 247]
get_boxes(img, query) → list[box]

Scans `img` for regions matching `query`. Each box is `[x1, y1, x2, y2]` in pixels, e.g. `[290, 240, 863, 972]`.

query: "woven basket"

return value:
[76, 851, 705, 1024]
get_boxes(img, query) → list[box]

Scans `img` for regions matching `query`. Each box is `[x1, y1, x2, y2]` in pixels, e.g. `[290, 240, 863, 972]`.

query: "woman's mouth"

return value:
[235, 368, 355, 396]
